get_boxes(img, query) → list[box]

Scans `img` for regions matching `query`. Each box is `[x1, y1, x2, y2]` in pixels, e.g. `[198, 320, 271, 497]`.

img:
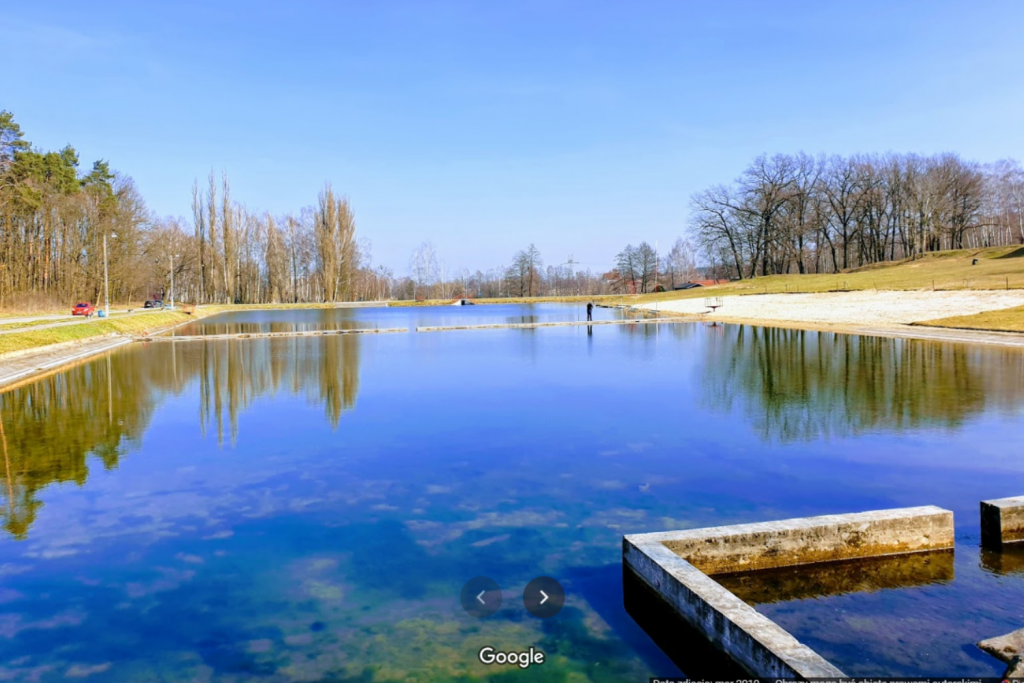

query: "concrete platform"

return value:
[137, 327, 408, 342]
[981, 496, 1024, 549]
[623, 506, 954, 678]
[415, 318, 688, 332]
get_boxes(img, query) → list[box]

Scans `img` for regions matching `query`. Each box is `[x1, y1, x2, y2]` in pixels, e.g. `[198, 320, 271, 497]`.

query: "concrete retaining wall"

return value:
[651, 506, 954, 574]
[981, 496, 1024, 549]
[623, 506, 955, 678]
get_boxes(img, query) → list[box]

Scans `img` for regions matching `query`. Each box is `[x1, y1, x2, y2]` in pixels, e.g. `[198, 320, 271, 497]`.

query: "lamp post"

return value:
[169, 254, 179, 309]
[103, 232, 117, 317]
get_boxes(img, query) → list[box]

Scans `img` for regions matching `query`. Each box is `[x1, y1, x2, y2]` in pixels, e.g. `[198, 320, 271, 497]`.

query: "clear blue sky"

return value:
[5, 1, 1024, 274]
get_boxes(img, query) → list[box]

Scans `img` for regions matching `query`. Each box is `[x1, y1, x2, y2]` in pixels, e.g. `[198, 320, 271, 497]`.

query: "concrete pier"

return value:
[415, 317, 688, 332]
[981, 496, 1024, 549]
[135, 327, 408, 342]
[623, 506, 954, 678]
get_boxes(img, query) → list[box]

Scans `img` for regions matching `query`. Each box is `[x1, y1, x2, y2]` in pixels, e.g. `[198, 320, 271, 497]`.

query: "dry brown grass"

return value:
[916, 305, 1024, 333]
[607, 246, 1024, 307]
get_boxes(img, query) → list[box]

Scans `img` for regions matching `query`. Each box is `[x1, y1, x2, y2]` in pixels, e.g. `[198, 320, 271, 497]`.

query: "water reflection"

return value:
[701, 325, 1024, 441]
[980, 544, 1024, 576]
[715, 551, 955, 605]
[196, 334, 360, 443]
[0, 335, 361, 539]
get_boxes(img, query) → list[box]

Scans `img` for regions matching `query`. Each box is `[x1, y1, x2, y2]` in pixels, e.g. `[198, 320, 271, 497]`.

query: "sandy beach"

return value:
[639, 290, 1024, 327]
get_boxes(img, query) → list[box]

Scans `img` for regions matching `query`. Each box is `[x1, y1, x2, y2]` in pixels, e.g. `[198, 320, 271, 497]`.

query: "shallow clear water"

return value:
[2, 304, 1023, 681]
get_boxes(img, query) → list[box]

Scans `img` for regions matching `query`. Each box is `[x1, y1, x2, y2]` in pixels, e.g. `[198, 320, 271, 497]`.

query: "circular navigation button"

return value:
[460, 576, 502, 618]
[523, 576, 565, 618]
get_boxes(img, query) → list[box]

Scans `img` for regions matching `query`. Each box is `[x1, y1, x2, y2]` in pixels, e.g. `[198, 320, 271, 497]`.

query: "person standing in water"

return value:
[586, 302, 593, 321]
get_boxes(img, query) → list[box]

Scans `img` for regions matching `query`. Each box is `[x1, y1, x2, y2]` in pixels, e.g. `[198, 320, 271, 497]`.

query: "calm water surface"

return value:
[2, 304, 1023, 681]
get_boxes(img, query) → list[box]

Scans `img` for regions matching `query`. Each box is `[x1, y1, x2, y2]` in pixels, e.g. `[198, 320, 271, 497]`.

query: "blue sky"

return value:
[5, 1, 1024, 274]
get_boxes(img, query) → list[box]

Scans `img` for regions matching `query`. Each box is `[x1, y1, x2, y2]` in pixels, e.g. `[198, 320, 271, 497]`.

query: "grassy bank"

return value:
[605, 246, 1024, 308]
[916, 305, 1024, 333]
[0, 303, 367, 358]
[0, 310, 208, 358]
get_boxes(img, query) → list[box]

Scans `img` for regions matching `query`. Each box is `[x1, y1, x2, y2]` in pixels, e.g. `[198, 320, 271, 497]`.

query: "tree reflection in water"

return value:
[0, 334, 360, 539]
[700, 325, 1024, 442]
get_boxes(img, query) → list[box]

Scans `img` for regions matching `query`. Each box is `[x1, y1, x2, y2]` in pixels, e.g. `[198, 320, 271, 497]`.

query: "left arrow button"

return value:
[460, 577, 502, 618]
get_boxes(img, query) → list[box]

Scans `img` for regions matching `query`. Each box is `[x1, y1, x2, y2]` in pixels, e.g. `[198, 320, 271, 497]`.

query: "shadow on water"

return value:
[0, 334, 361, 539]
[622, 566, 748, 678]
[701, 325, 1024, 442]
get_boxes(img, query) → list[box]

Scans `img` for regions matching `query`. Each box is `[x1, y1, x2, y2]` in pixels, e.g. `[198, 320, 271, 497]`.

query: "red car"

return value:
[72, 302, 96, 316]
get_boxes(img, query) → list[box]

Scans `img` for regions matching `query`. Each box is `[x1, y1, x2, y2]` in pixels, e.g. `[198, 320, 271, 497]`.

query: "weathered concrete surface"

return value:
[717, 549, 954, 606]
[979, 627, 1024, 663]
[644, 506, 954, 575]
[623, 538, 845, 678]
[0, 336, 131, 391]
[138, 327, 408, 342]
[416, 318, 689, 332]
[623, 506, 954, 677]
[981, 496, 1024, 549]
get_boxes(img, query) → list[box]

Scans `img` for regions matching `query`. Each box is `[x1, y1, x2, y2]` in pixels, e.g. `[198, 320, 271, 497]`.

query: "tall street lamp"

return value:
[103, 232, 117, 317]
[169, 253, 179, 309]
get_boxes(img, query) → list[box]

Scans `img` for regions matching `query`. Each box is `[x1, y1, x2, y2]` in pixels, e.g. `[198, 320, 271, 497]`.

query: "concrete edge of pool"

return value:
[981, 496, 1024, 549]
[622, 505, 955, 678]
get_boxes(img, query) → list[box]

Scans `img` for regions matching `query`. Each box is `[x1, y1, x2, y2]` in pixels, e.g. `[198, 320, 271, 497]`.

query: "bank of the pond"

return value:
[0, 302, 399, 389]
[635, 290, 1024, 347]
[0, 309, 216, 390]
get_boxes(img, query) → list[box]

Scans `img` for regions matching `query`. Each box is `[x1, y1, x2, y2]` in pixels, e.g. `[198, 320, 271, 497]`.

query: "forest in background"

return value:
[2, 110, 1022, 309]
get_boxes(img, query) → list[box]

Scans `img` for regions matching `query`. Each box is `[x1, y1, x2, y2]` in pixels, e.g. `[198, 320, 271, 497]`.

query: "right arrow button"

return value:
[523, 576, 564, 618]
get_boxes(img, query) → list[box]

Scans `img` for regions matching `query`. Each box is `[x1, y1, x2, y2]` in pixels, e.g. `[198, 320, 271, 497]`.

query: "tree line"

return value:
[690, 152, 1024, 280]
[0, 111, 386, 309]
[4, 110, 1023, 308]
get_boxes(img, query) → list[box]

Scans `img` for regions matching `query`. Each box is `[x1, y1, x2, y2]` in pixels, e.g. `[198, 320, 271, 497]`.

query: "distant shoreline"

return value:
[636, 290, 1024, 348]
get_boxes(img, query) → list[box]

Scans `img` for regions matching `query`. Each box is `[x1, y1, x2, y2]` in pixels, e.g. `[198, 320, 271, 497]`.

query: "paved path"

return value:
[0, 313, 68, 325]
[0, 308, 159, 335]
[0, 308, 163, 336]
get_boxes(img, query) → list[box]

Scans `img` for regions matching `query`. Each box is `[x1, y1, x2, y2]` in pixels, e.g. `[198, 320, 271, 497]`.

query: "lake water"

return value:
[2, 304, 1023, 681]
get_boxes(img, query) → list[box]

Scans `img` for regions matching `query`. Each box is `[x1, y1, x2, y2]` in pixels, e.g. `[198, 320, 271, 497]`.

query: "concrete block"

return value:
[623, 506, 955, 678]
[634, 506, 954, 575]
[623, 537, 844, 678]
[981, 496, 1024, 549]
